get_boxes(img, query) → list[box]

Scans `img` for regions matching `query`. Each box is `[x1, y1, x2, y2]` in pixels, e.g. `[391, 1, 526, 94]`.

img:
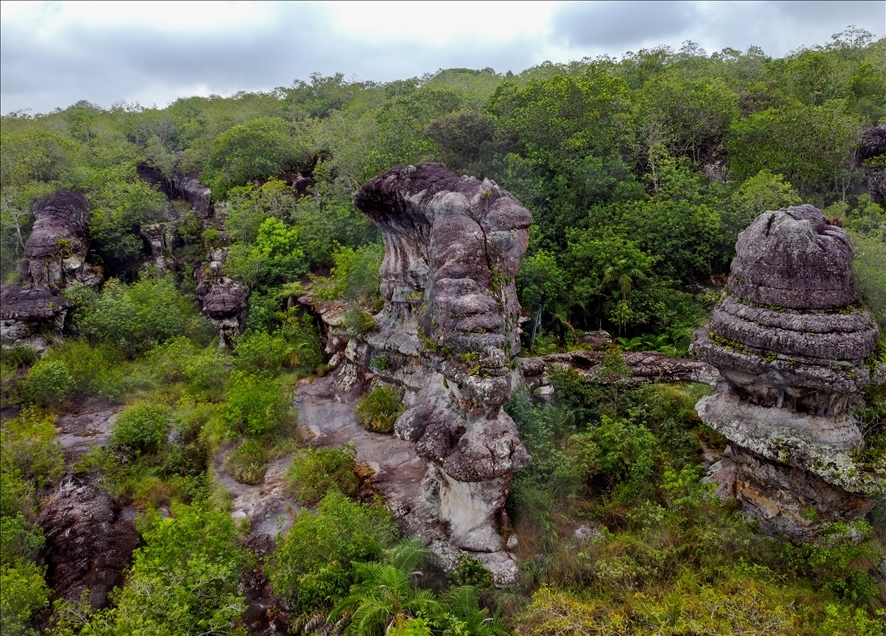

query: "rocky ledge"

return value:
[691, 204, 885, 539]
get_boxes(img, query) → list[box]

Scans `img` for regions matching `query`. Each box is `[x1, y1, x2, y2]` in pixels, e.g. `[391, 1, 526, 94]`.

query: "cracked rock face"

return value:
[352, 163, 531, 552]
[21, 191, 100, 290]
[1, 192, 102, 350]
[692, 204, 885, 539]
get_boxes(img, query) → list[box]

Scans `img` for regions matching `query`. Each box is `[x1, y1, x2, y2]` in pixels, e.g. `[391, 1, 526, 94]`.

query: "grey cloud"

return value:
[549, 0, 885, 59]
[1, 3, 541, 114]
[551, 1, 699, 50]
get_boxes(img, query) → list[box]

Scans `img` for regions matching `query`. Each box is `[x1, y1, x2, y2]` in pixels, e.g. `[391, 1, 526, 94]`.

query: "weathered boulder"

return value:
[346, 164, 532, 554]
[0, 285, 73, 351]
[200, 278, 247, 347]
[37, 476, 140, 609]
[140, 222, 177, 271]
[692, 204, 885, 539]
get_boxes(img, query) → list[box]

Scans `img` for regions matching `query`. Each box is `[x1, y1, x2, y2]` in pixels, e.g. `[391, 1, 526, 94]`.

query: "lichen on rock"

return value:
[345, 163, 532, 554]
[692, 204, 885, 540]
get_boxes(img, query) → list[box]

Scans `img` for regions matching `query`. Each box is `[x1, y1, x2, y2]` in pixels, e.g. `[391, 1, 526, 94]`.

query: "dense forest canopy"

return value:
[1, 27, 886, 636]
[2, 26, 884, 343]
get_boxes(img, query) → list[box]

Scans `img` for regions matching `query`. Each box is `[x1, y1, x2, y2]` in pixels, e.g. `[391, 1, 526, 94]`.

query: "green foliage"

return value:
[56, 503, 247, 635]
[1, 558, 50, 636]
[203, 116, 307, 196]
[727, 99, 860, 200]
[316, 243, 384, 309]
[23, 358, 77, 408]
[356, 386, 405, 434]
[451, 554, 494, 589]
[0, 409, 64, 493]
[0, 409, 58, 635]
[87, 168, 169, 266]
[111, 401, 173, 455]
[269, 492, 399, 612]
[725, 169, 801, 237]
[284, 445, 360, 505]
[70, 274, 211, 358]
[40, 340, 132, 402]
[223, 371, 289, 436]
[224, 438, 269, 485]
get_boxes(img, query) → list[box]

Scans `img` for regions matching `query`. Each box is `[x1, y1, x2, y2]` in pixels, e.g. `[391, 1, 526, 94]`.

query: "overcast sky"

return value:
[1, 1, 884, 115]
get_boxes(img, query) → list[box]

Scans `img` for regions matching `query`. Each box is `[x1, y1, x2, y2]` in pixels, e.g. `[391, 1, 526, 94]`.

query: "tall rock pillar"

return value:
[353, 164, 531, 552]
[692, 204, 885, 539]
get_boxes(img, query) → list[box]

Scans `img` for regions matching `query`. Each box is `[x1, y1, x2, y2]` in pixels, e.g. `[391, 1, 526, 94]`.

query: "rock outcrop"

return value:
[20, 191, 99, 289]
[332, 164, 532, 554]
[37, 476, 140, 609]
[195, 248, 248, 347]
[1, 192, 101, 350]
[692, 204, 885, 539]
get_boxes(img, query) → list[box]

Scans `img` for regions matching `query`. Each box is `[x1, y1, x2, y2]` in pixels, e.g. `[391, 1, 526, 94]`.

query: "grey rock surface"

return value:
[692, 204, 885, 540]
[728, 205, 858, 310]
[300, 164, 533, 560]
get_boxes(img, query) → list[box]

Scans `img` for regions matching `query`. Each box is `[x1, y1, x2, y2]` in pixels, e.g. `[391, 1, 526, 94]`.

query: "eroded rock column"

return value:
[353, 163, 532, 552]
[692, 204, 885, 539]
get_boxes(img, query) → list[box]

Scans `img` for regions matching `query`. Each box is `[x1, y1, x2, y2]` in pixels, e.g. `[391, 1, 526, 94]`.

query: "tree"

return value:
[203, 117, 307, 195]
[727, 99, 861, 201]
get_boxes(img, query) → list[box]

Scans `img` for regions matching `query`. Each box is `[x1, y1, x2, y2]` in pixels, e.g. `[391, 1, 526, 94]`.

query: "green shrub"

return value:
[224, 439, 269, 485]
[181, 347, 229, 400]
[233, 330, 293, 374]
[111, 401, 172, 454]
[0, 346, 38, 370]
[223, 371, 289, 436]
[70, 275, 212, 358]
[54, 503, 247, 635]
[0, 410, 64, 491]
[316, 243, 384, 309]
[269, 492, 398, 612]
[284, 446, 359, 505]
[42, 340, 130, 402]
[356, 386, 405, 434]
[1, 558, 49, 636]
[23, 359, 76, 409]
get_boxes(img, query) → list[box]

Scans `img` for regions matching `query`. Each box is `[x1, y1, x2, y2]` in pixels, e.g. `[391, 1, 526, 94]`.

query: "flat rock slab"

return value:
[214, 450, 300, 540]
[295, 377, 429, 518]
[55, 401, 122, 465]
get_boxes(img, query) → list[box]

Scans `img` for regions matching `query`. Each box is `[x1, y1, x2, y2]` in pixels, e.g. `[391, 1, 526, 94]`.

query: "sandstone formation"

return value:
[20, 191, 100, 289]
[0, 285, 73, 351]
[1, 192, 101, 350]
[37, 476, 140, 609]
[196, 248, 248, 347]
[322, 164, 532, 554]
[692, 204, 885, 539]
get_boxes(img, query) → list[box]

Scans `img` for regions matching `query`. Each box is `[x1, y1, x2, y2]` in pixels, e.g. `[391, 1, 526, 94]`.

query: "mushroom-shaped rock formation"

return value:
[691, 204, 885, 539]
[352, 163, 532, 552]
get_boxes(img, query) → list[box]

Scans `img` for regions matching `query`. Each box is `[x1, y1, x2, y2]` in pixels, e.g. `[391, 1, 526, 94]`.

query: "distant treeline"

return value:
[2, 26, 884, 344]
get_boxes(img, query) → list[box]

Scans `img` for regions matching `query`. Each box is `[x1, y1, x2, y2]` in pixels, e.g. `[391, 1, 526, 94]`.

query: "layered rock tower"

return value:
[351, 163, 531, 552]
[1, 192, 101, 350]
[692, 204, 885, 538]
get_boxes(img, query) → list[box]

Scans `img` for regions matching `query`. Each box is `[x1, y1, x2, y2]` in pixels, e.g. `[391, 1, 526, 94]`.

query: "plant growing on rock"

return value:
[284, 445, 359, 504]
[356, 386, 405, 434]
[224, 438, 269, 485]
[223, 371, 290, 437]
[111, 401, 173, 455]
